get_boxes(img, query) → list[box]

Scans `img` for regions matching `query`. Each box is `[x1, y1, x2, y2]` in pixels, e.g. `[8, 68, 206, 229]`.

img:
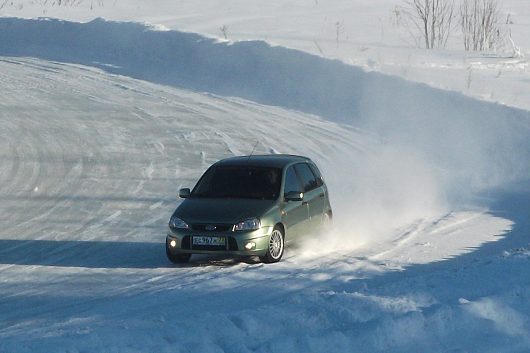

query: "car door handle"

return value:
[302, 201, 309, 205]
[319, 193, 325, 198]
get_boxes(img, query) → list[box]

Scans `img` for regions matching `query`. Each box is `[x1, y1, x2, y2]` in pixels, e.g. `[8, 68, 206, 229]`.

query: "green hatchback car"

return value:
[166, 154, 332, 263]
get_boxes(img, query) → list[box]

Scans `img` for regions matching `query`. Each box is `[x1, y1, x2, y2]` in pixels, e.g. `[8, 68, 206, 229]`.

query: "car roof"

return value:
[214, 154, 311, 169]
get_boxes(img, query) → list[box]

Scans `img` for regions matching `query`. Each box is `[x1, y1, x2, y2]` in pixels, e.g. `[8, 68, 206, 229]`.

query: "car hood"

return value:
[174, 198, 276, 225]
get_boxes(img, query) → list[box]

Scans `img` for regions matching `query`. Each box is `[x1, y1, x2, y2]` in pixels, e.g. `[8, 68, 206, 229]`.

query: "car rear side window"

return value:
[308, 163, 324, 187]
[294, 163, 319, 192]
[284, 166, 302, 196]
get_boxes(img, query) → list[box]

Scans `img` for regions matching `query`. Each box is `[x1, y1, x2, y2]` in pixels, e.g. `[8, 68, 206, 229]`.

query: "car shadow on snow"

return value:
[0, 239, 169, 269]
[183, 254, 262, 267]
[0, 238, 265, 269]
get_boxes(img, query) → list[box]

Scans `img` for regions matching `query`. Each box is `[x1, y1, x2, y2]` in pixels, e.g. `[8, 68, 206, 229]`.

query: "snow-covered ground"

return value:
[1, 0, 529, 111]
[1, 1, 530, 352]
[1, 54, 529, 353]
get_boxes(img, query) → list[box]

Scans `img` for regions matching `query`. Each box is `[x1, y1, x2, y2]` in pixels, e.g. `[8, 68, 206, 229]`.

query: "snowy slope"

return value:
[0, 3, 530, 353]
[1, 0, 529, 111]
[0, 55, 529, 352]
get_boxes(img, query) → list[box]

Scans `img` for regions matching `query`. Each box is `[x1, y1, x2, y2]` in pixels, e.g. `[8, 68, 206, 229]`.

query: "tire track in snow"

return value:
[0, 57, 511, 348]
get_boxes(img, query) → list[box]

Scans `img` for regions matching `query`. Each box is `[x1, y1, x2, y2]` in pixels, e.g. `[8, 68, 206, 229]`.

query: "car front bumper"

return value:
[166, 226, 273, 257]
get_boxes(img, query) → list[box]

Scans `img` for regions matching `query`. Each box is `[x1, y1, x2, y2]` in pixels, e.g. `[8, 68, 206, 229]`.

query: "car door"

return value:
[294, 163, 324, 230]
[281, 165, 309, 243]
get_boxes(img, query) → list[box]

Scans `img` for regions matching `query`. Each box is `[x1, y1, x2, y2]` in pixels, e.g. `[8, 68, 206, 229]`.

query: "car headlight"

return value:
[233, 218, 261, 231]
[169, 216, 189, 230]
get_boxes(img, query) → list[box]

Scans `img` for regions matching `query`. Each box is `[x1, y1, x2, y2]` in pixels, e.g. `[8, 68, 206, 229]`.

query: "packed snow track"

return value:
[1, 56, 530, 352]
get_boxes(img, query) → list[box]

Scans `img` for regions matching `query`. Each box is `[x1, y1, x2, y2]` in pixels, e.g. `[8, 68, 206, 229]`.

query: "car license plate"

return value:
[192, 236, 226, 246]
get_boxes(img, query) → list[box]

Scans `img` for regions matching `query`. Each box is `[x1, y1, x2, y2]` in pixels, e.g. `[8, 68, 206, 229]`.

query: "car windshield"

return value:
[191, 166, 281, 200]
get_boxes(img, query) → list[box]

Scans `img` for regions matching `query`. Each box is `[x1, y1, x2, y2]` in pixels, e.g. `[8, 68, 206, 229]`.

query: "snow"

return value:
[0, 1, 530, 352]
[1, 0, 529, 111]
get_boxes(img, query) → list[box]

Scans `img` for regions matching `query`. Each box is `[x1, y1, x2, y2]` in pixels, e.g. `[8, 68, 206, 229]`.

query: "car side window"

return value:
[294, 163, 318, 192]
[308, 163, 324, 187]
[284, 166, 303, 196]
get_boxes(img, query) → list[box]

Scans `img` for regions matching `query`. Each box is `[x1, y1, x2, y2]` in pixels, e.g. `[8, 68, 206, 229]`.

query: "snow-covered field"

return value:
[1, 0, 529, 111]
[1, 1, 530, 352]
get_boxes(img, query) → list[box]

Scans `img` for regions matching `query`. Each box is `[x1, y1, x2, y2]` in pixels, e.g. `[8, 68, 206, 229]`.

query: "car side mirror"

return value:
[285, 191, 304, 202]
[179, 188, 191, 199]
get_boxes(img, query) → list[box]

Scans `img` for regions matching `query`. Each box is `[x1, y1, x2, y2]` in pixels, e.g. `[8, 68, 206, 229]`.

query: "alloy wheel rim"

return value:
[269, 230, 283, 259]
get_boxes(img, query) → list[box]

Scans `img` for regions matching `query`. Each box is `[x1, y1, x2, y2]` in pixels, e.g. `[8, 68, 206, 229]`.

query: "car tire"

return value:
[260, 226, 284, 263]
[166, 246, 191, 264]
[322, 211, 332, 228]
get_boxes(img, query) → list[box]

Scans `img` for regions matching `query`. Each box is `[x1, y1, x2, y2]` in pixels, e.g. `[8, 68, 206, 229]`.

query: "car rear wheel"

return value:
[322, 211, 332, 228]
[260, 226, 284, 263]
[166, 246, 191, 264]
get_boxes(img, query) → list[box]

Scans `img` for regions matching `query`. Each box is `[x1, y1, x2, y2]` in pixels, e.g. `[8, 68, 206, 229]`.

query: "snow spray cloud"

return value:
[300, 76, 530, 255]
[299, 138, 450, 256]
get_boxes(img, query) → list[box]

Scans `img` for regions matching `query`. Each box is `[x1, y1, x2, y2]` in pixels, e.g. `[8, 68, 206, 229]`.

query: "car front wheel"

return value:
[260, 226, 284, 263]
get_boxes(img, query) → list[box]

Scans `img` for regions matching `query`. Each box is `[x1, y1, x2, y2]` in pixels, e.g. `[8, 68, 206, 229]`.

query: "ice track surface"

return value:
[0, 58, 528, 353]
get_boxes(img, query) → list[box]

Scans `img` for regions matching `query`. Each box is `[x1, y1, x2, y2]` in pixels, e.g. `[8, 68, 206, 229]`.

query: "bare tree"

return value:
[508, 30, 524, 58]
[460, 0, 503, 51]
[335, 21, 343, 47]
[220, 25, 229, 40]
[402, 0, 455, 49]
